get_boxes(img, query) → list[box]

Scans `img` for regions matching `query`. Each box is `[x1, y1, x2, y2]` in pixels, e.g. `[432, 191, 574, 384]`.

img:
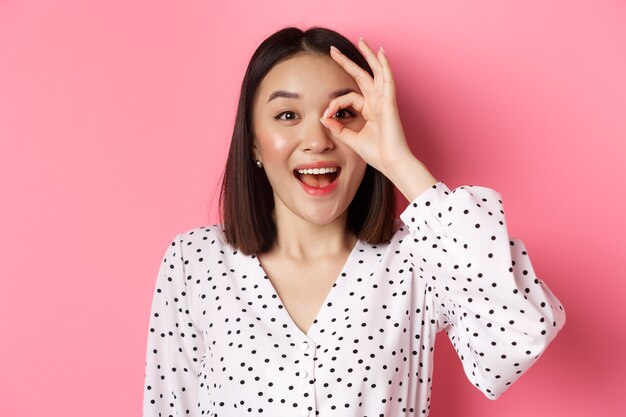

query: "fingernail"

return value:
[380, 46, 385, 54]
[330, 45, 340, 54]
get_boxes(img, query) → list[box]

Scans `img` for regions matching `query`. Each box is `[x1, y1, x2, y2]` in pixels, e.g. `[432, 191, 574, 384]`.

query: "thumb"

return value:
[320, 117, 358, 150]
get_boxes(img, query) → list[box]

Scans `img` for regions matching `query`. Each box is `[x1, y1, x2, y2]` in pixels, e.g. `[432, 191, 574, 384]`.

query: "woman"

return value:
[143, 27, 565, 417]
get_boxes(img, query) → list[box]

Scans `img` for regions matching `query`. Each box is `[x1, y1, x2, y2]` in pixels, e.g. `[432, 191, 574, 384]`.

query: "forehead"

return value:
[256, 53, 360, 100]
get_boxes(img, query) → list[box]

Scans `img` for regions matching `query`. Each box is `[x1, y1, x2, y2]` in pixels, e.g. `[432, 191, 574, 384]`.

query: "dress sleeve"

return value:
[399, 182, 566, 399]
[143, 234, 204, 417]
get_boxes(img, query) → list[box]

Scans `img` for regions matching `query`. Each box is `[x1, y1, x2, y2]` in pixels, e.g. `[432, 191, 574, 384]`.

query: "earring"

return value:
[255, 160, 263, 168]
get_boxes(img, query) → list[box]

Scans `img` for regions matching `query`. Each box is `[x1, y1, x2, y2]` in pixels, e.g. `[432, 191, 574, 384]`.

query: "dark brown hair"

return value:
[220, 26, 395, 254]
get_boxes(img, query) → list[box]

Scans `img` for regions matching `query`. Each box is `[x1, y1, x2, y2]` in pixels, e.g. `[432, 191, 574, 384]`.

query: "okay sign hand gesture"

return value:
[321, 37, 437, 201]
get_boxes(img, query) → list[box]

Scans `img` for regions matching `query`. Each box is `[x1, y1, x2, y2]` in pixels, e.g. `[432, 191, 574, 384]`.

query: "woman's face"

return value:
[252, 52, 367, 227]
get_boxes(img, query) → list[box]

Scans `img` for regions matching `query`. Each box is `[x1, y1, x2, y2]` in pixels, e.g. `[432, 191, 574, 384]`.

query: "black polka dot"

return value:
[143, 182, 565, 416]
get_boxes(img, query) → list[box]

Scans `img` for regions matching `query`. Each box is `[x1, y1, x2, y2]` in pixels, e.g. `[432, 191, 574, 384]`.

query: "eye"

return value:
[274, 111, 299, 121]
[332, 108, 355, 119]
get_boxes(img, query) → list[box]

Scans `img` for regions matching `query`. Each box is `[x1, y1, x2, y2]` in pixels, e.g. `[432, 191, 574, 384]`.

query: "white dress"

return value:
[143, 182, 565, 417]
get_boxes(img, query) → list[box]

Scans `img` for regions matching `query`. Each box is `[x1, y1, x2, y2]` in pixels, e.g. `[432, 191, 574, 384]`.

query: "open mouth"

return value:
[293, 167, 341, 188]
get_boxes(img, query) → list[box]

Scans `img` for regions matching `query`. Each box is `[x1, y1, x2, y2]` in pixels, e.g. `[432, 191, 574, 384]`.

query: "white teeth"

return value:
[296, 167, 338, 175]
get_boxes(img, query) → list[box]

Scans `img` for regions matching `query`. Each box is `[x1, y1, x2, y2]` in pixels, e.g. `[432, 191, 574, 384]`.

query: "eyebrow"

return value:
[267, 90, 299, 102]
[266, 88, 355, 103]
[330, 88, 356, 99]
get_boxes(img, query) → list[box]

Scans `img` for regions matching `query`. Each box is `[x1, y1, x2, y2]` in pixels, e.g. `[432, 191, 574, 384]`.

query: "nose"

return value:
[300, 117, 335, 153]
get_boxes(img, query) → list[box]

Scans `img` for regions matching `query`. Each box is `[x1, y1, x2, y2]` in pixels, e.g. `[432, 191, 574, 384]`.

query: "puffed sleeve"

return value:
[143, 234, 204, 417]
[399, 182, 565, 399]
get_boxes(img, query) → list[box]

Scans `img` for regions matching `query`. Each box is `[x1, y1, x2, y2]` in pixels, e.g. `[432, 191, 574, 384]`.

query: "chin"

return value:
[299, 206, 347, 227]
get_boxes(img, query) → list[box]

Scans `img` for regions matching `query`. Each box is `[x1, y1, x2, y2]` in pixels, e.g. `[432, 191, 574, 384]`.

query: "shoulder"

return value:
[354, 220, 410, 258]
[160, 224, 251, 277]
[176, 224, 227, 246]
[167, 224, 236, 258]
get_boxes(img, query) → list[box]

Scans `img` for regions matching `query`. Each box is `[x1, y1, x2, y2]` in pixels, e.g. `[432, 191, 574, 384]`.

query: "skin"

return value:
[252, 38, 438, 334]
[252, 52, 368, 233]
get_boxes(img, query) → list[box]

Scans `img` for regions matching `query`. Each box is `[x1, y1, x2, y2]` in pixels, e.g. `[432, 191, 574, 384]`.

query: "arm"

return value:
[400, 182, 566, 398]
[325, 38, 565, 397]
[143, 234, 204, 416]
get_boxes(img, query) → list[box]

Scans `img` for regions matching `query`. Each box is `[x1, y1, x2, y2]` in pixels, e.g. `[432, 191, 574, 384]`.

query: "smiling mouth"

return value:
[294, 167, 341, 188]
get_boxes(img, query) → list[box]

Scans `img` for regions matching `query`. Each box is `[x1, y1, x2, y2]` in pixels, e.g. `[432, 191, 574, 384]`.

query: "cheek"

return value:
[354, 161, 368, 185]
[344, 145, 367, 171]
[349, 154, 368, 189]
[256, 130, 294, 161]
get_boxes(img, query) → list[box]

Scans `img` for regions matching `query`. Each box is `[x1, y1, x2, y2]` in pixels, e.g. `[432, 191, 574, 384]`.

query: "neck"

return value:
[271, 203, 356, 261]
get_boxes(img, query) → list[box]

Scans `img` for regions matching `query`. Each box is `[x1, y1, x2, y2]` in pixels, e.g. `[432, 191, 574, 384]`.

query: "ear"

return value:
[252, 141, 261, 163]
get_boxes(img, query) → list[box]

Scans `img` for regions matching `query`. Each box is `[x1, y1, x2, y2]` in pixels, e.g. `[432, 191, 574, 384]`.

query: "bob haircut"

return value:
[220, 26, 396, 255]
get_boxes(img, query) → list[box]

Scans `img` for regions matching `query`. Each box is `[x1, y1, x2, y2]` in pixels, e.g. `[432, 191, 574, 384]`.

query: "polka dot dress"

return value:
[143, 182, 565, 417]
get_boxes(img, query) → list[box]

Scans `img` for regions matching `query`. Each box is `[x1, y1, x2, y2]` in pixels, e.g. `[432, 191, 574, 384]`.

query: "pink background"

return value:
[1, 0, 624, 415]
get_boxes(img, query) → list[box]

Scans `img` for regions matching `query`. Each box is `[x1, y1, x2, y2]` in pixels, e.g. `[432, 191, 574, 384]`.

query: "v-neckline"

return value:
[250, 239, 363, 338]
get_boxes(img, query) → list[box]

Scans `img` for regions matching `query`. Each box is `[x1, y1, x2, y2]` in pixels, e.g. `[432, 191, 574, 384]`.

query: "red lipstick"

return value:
[293, 161, 341, 196]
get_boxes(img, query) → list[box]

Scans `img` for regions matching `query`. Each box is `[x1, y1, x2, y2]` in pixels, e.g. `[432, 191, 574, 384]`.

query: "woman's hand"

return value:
[321, 37, 438, 201]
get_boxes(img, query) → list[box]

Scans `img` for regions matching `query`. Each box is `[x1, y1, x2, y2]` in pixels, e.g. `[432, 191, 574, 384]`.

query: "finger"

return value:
[319, 117, 359, 150]
[323, 92, 365, 118]
[356, 37, 383, 90]
[377, 47, 396, 98]
[330, 46, 374, 95]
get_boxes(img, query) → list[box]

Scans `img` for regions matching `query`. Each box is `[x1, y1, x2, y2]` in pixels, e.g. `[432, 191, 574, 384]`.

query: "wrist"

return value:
[383, 155, 438, 202]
